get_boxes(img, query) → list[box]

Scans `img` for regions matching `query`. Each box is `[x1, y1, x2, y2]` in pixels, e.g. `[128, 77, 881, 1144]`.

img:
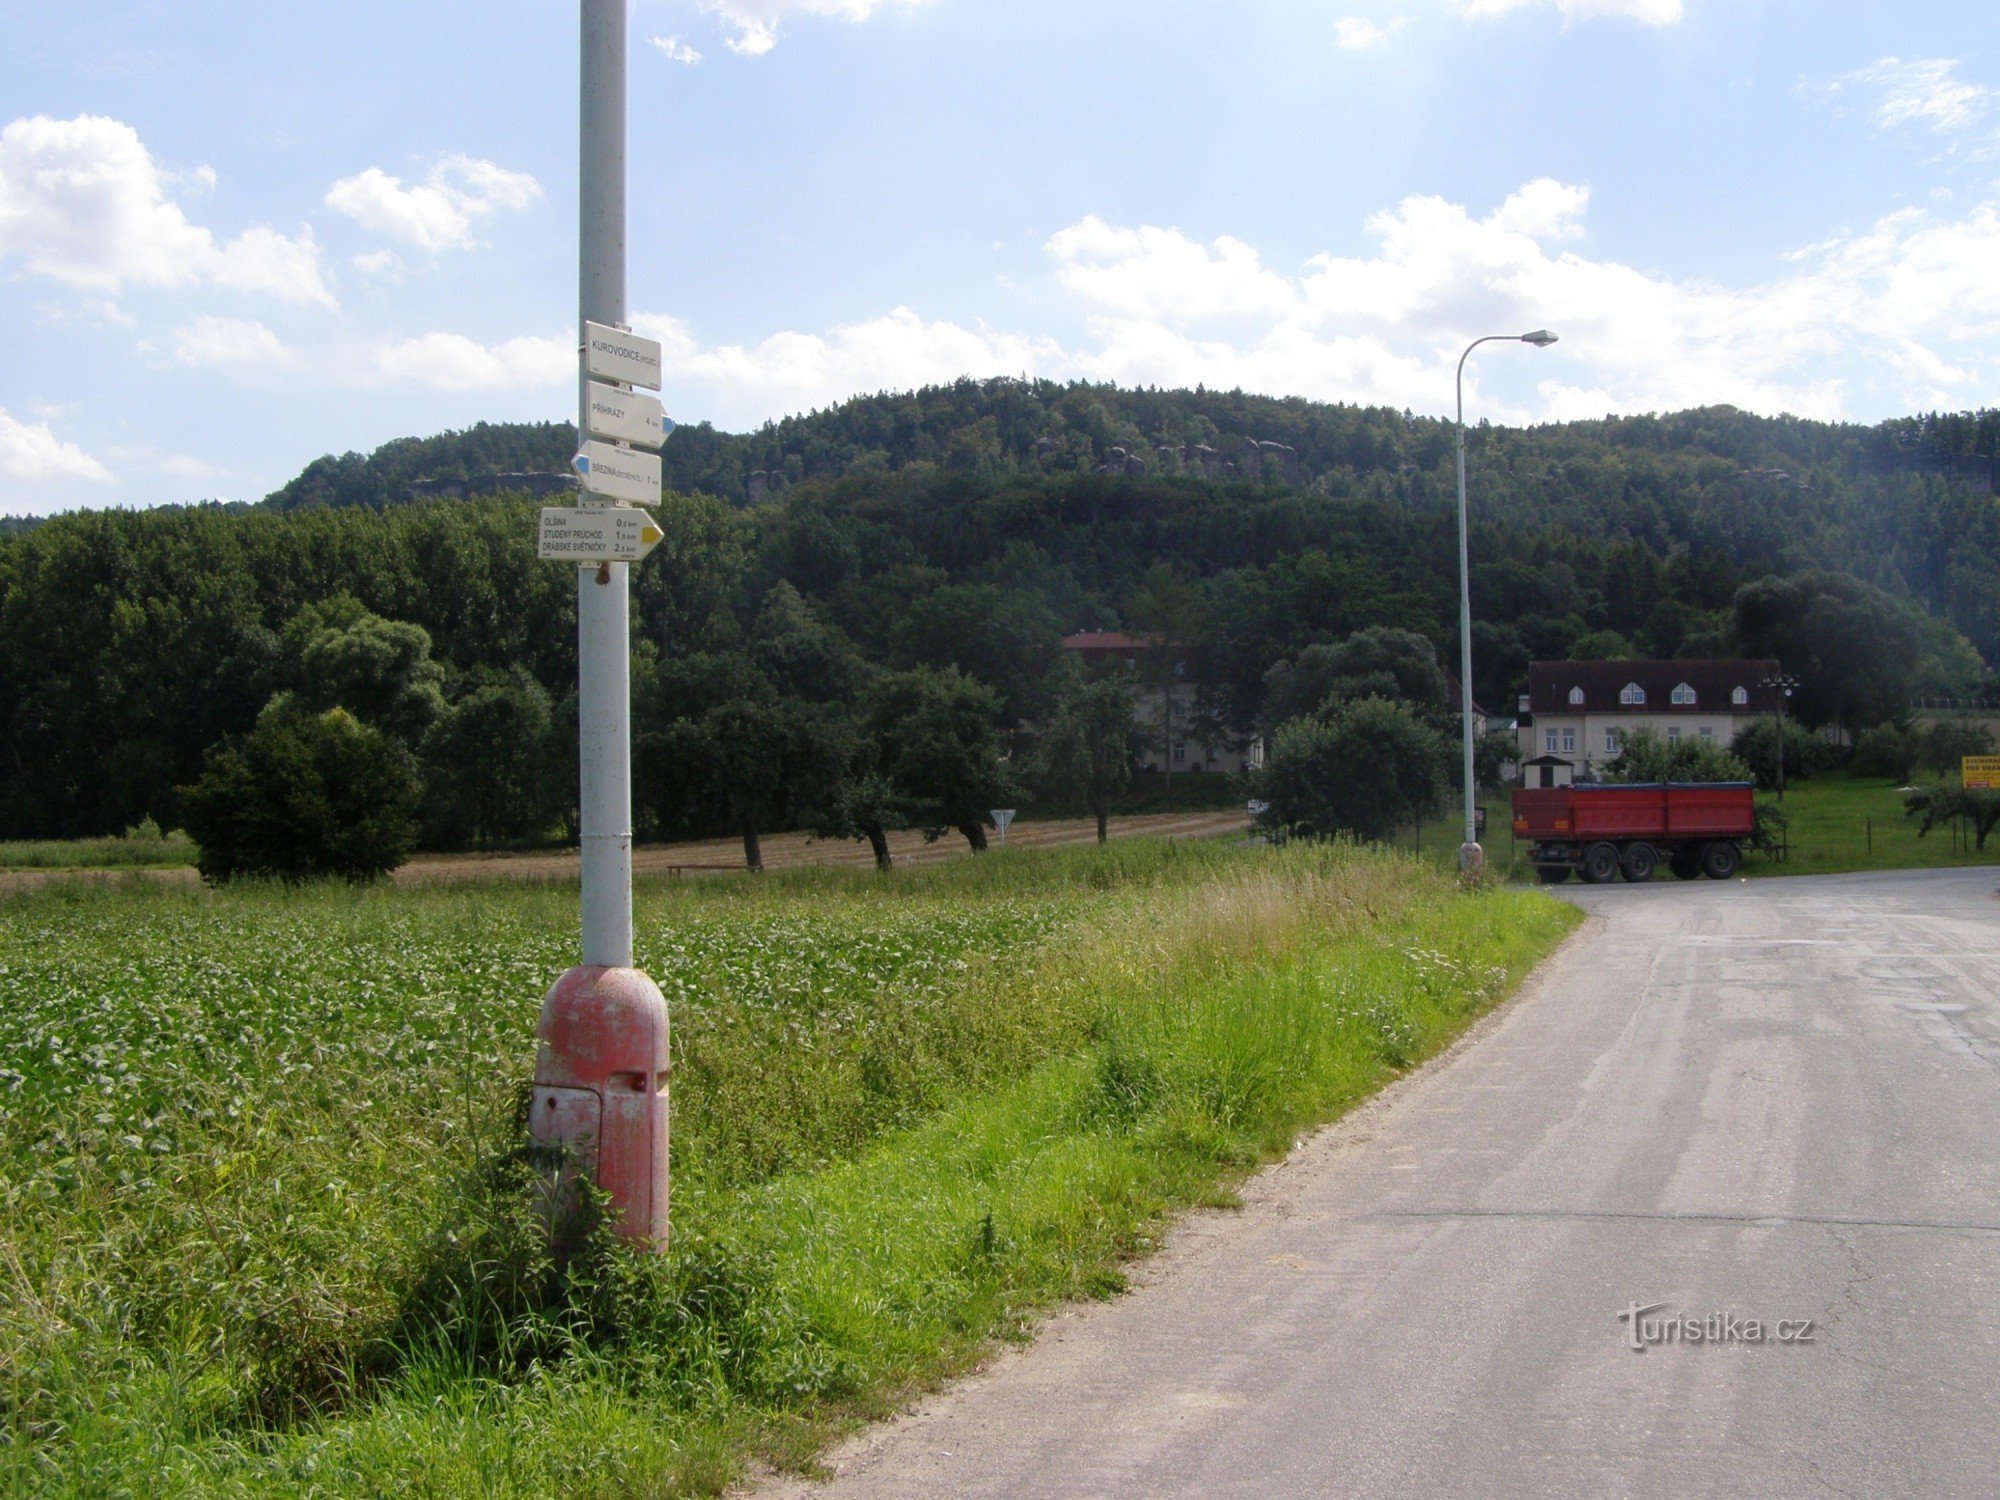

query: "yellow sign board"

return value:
[1963, 755, 2000, 789]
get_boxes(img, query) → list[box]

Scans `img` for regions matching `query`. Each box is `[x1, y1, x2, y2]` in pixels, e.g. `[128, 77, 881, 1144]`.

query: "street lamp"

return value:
[1455, 330, 1558, 879]
[1759, 670, 1801, 799]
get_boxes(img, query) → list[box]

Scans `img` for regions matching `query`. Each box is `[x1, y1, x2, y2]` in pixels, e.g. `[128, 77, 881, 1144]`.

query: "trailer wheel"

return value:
[1621, 843, 1658, 883]
[1580, 842, 1621, 884]
[1701, 841, 1741, 880]
[1535, 865, 1574, 885]
[1669, 848, 1702, 881]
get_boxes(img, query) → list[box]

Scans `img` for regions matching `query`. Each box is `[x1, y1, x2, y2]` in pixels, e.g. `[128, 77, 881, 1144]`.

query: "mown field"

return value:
[1, 840, 1577, 1496]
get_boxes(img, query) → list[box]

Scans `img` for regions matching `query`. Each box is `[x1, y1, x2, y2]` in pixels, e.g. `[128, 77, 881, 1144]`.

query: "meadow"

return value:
[1, 840, 1577, 1496]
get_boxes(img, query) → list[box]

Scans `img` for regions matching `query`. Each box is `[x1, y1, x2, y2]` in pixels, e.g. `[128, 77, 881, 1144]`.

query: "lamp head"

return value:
[1521, 329, 1559, 347]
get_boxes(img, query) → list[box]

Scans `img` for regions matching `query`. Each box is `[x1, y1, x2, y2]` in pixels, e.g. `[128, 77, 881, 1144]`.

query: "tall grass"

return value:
[0, 839, 1576, 1495]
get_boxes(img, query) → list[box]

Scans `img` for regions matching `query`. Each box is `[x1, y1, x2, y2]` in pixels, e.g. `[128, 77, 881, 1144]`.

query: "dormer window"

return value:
[1671, 683, 1697, 706]
[1568, 687, 1585, 706]
[1620, 682, 1647, 706]
[1731, 686, 1748, 706]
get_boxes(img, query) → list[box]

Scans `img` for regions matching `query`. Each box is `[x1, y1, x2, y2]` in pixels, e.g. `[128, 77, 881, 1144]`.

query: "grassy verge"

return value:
[1, 840, 1577, 1496]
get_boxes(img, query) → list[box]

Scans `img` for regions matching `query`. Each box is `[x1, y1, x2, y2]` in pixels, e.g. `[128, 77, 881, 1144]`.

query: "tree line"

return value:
[3, 383, 1995, 862]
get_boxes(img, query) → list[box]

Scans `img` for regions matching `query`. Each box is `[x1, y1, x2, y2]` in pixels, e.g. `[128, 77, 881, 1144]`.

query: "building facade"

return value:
[1515, 658, 1782, 785]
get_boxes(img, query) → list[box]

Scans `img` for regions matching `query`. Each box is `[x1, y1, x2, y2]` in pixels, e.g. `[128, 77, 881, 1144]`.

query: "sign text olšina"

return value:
[537, 318, 670, 563]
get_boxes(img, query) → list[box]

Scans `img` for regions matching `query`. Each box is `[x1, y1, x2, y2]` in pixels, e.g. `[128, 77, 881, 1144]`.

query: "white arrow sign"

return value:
[572, 441, 661, 506]
[538, 507, 665, 563]
[583, 321, 662, 390]
[990, 808, 1017, 845]
[585, 381, 671, 449]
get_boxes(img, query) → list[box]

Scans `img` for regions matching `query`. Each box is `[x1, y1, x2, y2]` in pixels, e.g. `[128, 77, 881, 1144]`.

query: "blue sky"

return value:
[2, 0, 1996, 515]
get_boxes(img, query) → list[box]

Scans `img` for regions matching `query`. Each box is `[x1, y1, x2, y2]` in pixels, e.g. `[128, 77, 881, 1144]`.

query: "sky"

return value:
[2, 0, 1997, 516]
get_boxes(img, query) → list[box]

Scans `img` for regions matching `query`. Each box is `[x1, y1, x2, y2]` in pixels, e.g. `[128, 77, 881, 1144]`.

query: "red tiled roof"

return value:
[1528, 659, 1782, 716]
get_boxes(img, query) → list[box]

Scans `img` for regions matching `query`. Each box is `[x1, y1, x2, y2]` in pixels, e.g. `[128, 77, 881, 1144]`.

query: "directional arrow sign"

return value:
[572, 441, 661, 506]
[538, 507, 665, 563]
[585, 381, 671, 449]
[583, 321, 662, 390]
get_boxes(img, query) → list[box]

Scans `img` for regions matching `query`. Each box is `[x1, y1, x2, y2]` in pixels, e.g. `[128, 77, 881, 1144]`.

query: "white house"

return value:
[1515, 658, 1782, 785]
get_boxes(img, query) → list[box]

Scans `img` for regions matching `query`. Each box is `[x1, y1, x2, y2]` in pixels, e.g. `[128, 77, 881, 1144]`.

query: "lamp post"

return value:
[1760, 670, 1801, 800]
[1455, 330, 1558, 878]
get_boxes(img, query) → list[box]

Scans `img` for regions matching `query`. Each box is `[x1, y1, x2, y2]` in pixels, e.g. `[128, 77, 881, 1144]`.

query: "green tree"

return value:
[293, 609, 448, 747]
[1251, 697, 1450, 843]
[178, 705, 419, 883]
[868, 668, 1019, 851]
[419, 676, 563, 847]
[1036, 659, 1137, 843]
[641, 692, 844, 872]
[1915, 718, 1995, 776]
[1904, 784, 2000, 851]
[1124, 563, 1207, 786]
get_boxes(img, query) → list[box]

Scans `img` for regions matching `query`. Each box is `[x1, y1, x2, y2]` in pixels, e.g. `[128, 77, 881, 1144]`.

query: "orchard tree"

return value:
[1036, 658, 1137, 843]
[869, 667, 1018, 851]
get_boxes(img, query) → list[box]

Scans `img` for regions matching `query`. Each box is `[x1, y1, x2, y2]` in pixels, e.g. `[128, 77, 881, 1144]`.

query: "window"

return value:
[1568, 686, 1585, 706]
[1620, 682, 1647, 706]
[1605, 728, 1621, 754]
[1668, 727, 1681, 742]
[1700, 727, 1715, 741]
[1561, 728, 1577, 754]
[1545, 730, 1559, 755]
[1732, 686, 1749, 706]
[1672, 683, 1697, 706]
[1173, 742, 1187, 764]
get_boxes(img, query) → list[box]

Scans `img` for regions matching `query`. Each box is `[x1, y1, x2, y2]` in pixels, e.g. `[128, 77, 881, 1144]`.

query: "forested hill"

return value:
[261, 380, 2000, 666]
[265, 381, 2000, 518]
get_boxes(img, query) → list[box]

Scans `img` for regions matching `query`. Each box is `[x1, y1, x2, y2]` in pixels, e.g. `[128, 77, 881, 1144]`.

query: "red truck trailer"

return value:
[1511, 782, 1756, 884]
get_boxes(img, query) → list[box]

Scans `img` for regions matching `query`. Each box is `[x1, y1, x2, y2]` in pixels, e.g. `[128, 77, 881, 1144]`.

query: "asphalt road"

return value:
[758, 867, 2000, 1499]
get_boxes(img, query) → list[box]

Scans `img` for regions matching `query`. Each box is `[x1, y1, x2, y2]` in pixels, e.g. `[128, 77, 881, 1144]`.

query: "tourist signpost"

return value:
[529, 0, 673, 1252]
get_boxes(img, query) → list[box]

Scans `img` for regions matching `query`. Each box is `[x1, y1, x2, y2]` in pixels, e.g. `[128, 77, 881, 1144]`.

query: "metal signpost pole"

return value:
[528, 0, 671, 1253]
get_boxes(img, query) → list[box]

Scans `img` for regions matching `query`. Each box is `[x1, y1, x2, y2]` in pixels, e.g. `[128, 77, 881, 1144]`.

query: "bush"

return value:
[1252, 697, 1450, 842]
[1916, 718, 1994, 777]
[1606, 728, 1751, 784]
[1730, 715, 1831, 790]
[179, 706, 420, 883]
[1849, 723, 1918, 782]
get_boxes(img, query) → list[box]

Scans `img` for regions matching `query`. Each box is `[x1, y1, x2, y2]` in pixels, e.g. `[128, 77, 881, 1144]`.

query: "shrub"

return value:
[1915, 718, 1995, 777]
[1252, 697, 1450, 842]
[1730, 715, 1831, 789]
[1849, 723, 1918, 782]
[179, 705, 420, 883]
[1606, 727, 1751, 784]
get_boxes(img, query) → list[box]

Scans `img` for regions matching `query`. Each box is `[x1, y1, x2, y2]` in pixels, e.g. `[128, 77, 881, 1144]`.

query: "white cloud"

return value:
[373, 331, 574, 390]
[353, 248, 405, 277]
[618, 181, 2000, 431]
[0, 409, 112, 483]
[174, 315, 291, 366]
[704, 0, 931, 56]
[324, 155, 543, 253]
[1459, 0, 1682, 24]
[1840, 57, 1992, 137]
[633, 307, 1059, 413]
[1335, 16, 1408, 51]
[155, 454, 226, 482]
[651, 34, 705, 65]
[0, 114, 332, 304]
[1046, 217, 1300, 322]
